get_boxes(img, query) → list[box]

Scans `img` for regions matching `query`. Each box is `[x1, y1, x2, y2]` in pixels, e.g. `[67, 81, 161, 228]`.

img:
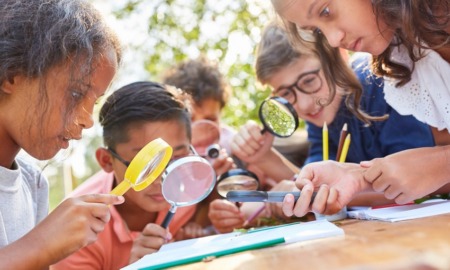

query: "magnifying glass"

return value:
[216, 168, 260, 197]
[110, 138, 173, 196]
[259, 96, 299, 137]
[191, 119, 221, 159]
[161, 148, 216, 228]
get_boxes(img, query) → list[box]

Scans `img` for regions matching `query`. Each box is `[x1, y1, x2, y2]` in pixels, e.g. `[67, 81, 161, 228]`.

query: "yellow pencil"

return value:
[339, 134, 351, 163]
[323, 122, 328, 161]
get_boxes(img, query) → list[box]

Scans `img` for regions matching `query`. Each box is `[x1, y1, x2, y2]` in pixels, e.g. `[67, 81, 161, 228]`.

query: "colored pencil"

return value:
[338, 134, 351, 163]
[323, 122, 328, 161]
[336, 123, 348, 161]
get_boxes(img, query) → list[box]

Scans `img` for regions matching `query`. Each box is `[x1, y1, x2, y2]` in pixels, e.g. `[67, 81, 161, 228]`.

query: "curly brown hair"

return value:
[162, 57, 231, 109]
[371, 0, 450, 86]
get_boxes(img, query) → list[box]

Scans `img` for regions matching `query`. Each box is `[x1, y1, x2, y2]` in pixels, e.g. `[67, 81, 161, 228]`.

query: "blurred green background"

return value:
[44, 0, 290, 210]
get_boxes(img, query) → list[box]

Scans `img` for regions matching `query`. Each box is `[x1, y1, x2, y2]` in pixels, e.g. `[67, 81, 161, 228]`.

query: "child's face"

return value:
[3, 49, 117, 160]
[276, 0, 394, 55]
[267, 56, 341, 127]
[192, 98, 222, 126]
[112, 120, 191, 213]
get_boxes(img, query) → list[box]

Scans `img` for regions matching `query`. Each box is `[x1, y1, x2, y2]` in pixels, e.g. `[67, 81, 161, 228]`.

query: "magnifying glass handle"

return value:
[110, 180, 131, 196]
[161, 206, 177, 229]
[226, 190, 316, 203]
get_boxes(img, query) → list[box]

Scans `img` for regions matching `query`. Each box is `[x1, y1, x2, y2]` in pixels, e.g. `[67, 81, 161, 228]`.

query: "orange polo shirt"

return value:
[52, 171, 196, 270]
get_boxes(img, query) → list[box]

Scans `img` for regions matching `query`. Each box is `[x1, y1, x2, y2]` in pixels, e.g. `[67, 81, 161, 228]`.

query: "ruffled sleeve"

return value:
[383, 45, 450, 131]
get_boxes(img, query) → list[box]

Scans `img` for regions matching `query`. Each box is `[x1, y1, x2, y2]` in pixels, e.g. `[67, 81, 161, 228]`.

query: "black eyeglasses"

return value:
[108, 148, 131, 167]
[274, 69, 322, 104]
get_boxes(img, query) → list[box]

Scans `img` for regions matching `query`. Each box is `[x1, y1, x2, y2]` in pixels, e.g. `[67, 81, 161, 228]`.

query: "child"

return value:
[271, 0, 450, 217]
[208, 22, 436, 232]
[162, 57, 237, 230]
[53, 81, 197, 269]
[162, 57, 235, 158]
[0, 0, 123, 268]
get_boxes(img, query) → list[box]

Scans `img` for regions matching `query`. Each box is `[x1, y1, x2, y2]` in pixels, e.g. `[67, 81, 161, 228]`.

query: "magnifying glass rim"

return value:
[217, 168, 259, 183]
[258, 96, 299, 138]
[191, 119, 221, 150]
[162, 155, 216, 206]
[216, 168, 260, 197]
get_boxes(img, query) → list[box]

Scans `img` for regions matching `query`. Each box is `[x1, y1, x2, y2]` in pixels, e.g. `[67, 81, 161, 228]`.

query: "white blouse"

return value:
[383, 45, 450, 131]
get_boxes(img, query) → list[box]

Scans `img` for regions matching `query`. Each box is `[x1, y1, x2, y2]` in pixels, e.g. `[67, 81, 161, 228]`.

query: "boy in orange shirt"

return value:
[53, 81, 196, 269]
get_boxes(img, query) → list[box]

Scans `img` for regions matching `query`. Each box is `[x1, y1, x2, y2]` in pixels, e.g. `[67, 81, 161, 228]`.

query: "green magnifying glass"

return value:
[110, 138, 173, 196]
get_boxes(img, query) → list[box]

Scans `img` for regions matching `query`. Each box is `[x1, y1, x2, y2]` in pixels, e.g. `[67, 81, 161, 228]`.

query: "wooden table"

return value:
[173, 214, 450, 270]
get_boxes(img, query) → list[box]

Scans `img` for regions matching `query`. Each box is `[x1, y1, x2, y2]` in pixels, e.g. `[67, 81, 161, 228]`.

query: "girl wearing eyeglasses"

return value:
[208, 22, 436, 232]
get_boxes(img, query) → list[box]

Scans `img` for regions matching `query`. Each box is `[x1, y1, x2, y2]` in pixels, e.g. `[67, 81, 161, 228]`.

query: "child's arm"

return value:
[1, 194, 123, 269]
[362, 146, 450, 204]
[231, 120, 299, 182]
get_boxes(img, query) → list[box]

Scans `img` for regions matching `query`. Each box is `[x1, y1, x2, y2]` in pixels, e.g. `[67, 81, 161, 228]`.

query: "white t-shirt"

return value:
[0, 157, 49, 246]
[383, 45, 450, 131]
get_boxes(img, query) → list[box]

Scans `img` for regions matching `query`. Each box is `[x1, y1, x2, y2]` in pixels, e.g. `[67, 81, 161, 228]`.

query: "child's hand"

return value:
[267, 180, 298, 221]
[31, 194, 124, 264]
[208, 199, 245, 233]
[129, 223, 171, 264]
[282, 161, 369, 217]
[211, 149, 236, 176]
[361, 147, 450, 204]
[174, 222, 208, 240]
[231, 120, 274, 164]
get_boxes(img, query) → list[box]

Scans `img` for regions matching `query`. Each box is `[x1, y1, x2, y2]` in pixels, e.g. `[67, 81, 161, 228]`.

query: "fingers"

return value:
[212, 152, 235, 176]
[232, 132, 261, 157]
[210, 199, 239, 210]
[80, 193, 125, 205]
[297, 165, 315, 184]
[209, 200, 244, 232]
[142, 223, 171, 241]
[269, 202, 288, 221]
[232, 122, 263, 156]
[72, 194, 123, 230]
[362, 159, 382, 184]
[323, 187, 342, 215]
[135, 223, 172, 250]
[282, 194, 296, 217]
[310, 184, 329, 214]
[394, 193, 410, 205]
[359, 160, 373, 168]
[371, 177, 390, 193]
[131, 224, 170, 261]
[382, 185, 401, 200]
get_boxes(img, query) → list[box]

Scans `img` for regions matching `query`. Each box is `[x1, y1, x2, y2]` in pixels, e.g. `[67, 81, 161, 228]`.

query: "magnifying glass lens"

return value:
[260, 97, 298, 137]
[216, 168, 260, 197]
[111, 138, 173, 196]
[135, 151, 166, 184]
[217, 175, 259, 197]
[160, 156, 216, 229]
[162, 157, 215, 206]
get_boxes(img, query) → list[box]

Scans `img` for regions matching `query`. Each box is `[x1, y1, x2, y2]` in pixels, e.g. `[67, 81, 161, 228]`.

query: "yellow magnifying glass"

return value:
[110, 138, 173, 196]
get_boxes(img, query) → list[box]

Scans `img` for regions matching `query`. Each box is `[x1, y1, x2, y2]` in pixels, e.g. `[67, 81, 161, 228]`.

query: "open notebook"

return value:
[122, 219, 344, 270]
[347, 200, 450, 222]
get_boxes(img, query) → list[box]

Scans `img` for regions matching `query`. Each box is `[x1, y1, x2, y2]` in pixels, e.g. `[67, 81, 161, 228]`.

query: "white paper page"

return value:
[159, 231, 240, 252]
[365, 200, 450, 222]
[122, 219, 344, 270]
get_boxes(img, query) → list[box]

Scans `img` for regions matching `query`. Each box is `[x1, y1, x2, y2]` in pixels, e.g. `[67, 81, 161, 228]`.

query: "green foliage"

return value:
[113, 0, 274, 127]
